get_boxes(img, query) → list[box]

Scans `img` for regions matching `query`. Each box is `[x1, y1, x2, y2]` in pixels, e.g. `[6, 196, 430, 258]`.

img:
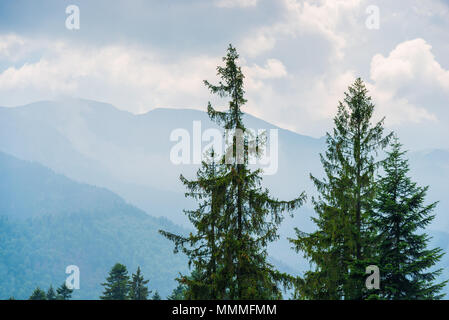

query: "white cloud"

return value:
[215, 0, 258, 8]
[371, 38, 449, 91]
[368, 38, 449, 125]
[0, 35, 290, 117]
[244, 59, 287, 81]
[367, 83, 437, 125]
[240, 31, 276, 57]
[0, 36, 222, 112]
[307, 71, 357, 119]
[239, 0, 362, 59]
[0, 34, 26, 60]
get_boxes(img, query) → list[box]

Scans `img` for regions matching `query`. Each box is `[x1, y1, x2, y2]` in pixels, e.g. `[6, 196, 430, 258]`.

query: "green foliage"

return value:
[29, 287, 47, 300]
[151, 291, 161, 300]
[100, 263, 130, 300]
[167, 284, 186, 300]
[46, 285, 57, 300]
[129, 266, 150, 300]
[161, 45, 305, 300]
[290, 78, 392, 300]
[374, 137, 447, 299]
[56, 282, 73, 300]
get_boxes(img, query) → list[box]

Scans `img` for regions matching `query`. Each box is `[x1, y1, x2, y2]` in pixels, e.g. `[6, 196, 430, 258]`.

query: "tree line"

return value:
[23, 263, 183, 300]
[18, 282, 74, 300]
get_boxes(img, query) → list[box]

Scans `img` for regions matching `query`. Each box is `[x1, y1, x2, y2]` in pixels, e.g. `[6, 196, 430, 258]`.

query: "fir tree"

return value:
[161, 45, 305, 299]
[151, 291, 161, 300]
[160, 150, 225, 299]
[290, 78, 392, 299]
[56, 282, 73, 300]
[29, 287, 47, 300]
[100, 263, 130, 300]
[181, 268, 215, 300]
[46, 285, 57, 300]
[129, 266, 150, 300]
[374, 137, 447, 299]
[167, 284, 186, 300]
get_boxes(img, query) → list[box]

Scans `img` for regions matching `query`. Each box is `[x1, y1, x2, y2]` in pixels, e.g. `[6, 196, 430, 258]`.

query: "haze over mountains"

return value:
[0, 151, 188, 299]
[1, 99, 448, 297]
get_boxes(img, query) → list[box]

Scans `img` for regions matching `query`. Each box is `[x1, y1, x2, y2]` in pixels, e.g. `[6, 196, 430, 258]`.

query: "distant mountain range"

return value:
[1, 99, 448, 297]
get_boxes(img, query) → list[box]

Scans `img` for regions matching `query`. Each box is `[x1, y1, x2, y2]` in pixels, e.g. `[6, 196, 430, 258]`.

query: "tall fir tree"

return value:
[374, 137, 447, 299]
[290, 78, 392, 299]
[29, 287, 47, 300]
[100, 263, 130, 300]
[56, 282, 73, 300]
[129, 266, 150, 300]
[161, 45, 305, 299]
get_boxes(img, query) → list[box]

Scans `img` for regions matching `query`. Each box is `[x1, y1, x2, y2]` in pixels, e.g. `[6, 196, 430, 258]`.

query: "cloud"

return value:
[244, 59, 287, 81]
[1, 1, 449, 150]
[215, 0, 258, 8]
[240, 59, 288, 119]
[0, 35, 221, 112]
[0, 34, 26, 61]
[0, 35, 289, 117]
[368, 38, 449, 125]
[370, 38, 449, 91]
[239, 0, 362, 59]
[240, 31, 276, 57]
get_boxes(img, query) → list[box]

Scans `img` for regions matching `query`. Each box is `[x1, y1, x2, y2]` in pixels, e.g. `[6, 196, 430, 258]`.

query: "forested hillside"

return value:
[0, 151, 188, 299]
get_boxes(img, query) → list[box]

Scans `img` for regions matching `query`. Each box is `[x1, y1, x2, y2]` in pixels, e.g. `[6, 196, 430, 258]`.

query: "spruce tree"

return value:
[46, 285, 57, 300]
[374, 137, 447, 299]
[161, 45, 305, 299]
[167, 284, 187, 300]
[129, 266, 150, 300]
[56, 282, 73, 300]
[290, 78, 392, 299]
[29, 287, 47, 300]
[151, 291, 161, 300]
[100, 263, 130, 300]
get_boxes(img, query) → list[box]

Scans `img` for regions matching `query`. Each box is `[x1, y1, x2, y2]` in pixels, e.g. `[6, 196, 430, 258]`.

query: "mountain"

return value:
[0, 151, 188, 299]
[1, 99, 448, 295]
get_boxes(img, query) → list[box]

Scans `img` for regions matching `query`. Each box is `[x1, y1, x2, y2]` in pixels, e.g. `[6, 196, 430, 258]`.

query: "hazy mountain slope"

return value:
[1, 99, 448, 294]
[0, 99, 322, 222]
[0, 151, 124, 219]
[0, 151, 188, 299]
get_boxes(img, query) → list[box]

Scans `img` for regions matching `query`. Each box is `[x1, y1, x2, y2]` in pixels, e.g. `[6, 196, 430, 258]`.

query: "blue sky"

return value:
[1, 0, 449, 150]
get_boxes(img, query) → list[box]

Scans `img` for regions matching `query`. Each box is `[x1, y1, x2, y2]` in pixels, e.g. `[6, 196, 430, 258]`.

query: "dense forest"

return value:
[3, 45, 448, 300]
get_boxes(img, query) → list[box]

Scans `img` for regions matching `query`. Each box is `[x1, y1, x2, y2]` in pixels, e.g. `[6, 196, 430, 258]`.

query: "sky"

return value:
[0, 0, 448, 150]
